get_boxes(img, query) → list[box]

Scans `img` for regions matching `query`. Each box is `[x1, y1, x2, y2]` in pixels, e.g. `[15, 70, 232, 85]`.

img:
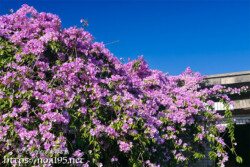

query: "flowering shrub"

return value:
[0, 4, 247, 167]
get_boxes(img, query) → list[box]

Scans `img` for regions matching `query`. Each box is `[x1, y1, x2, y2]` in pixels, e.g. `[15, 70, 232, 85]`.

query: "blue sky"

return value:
[0, 0, 250, 75]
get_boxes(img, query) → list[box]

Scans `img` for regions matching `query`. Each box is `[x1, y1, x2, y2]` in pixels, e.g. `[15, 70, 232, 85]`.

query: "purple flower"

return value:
[73, 149, 84, 158]
[80, 18, 88, 27]
[117, 141, 132, 153]
[44, 142, 51, 150]
[111, 156, 118, 162]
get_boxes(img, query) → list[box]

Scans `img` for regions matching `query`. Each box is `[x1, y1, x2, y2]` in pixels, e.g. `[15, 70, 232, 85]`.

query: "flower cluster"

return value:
[0, 4, 247, 167]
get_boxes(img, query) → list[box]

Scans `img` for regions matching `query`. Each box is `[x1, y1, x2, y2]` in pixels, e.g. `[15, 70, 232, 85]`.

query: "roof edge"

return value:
[206, 71, 250, 79]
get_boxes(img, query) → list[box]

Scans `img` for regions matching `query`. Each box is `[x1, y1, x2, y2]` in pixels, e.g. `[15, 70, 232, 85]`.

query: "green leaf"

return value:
[8, 99, 12, 107]
[236, 156, 243, 163]
[0, 50, 4, 55]
[30, 146, 36, 153]
[208, 151, 217, 160]
[194, 153, 205, 159]
[54, 145, 60, 149]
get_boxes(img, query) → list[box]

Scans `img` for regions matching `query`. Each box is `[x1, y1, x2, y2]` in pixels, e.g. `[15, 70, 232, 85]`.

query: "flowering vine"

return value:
[0, 4, 247, 167]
